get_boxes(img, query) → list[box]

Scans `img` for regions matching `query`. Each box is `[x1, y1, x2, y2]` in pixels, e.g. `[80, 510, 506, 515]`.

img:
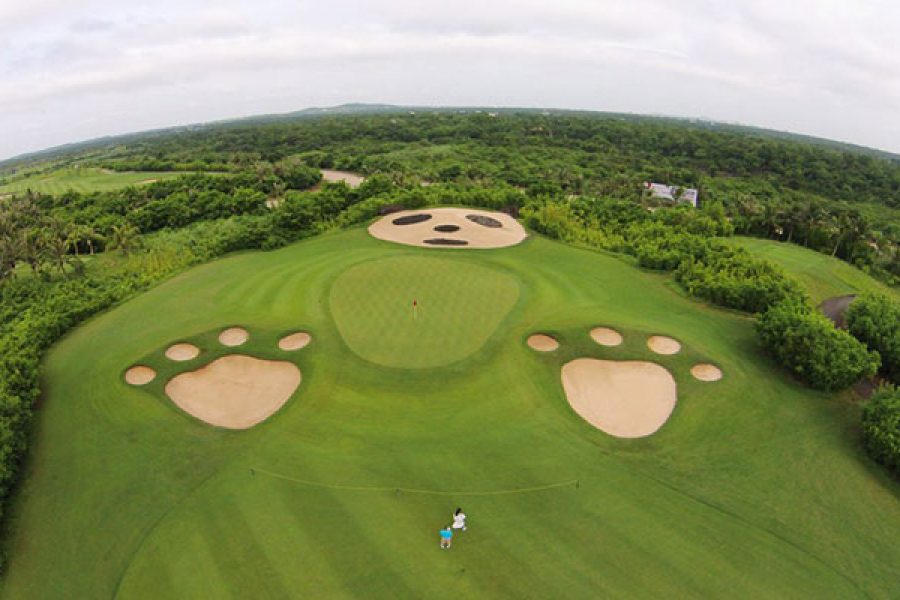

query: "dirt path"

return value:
[818, 295, 856, 329]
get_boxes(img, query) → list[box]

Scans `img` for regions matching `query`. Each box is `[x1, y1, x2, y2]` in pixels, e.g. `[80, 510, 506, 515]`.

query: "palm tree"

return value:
[794, 199, 826, 247]
[44, 232, 72, 275]
[0, 224, 21, 281]
[42, 219, 79, 275]
[733, 194, 760, 234]
[66, 225, 84, 257]
[759, 202, 783, 239]
[108, 223, 140, 255]
[19, 228, 47, 276]
[83, 225, 98, 255]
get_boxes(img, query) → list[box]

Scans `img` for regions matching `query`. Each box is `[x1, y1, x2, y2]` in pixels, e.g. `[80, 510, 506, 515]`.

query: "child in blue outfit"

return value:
[439, 526, 453, 549]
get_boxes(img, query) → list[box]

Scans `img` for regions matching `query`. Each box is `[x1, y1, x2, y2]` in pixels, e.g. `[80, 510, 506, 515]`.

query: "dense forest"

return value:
[5, 111, 896, 283]
[0, 110, 898, 566]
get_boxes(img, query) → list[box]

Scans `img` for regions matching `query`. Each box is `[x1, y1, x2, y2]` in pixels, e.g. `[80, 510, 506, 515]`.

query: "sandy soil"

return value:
[561, 359, 677, 438]
[691, 364, 723, 382]
[368, 208, 527, 249]
[165, 355, 301, 429]
[124, 365, 156, 385]
[527, 334, 559, 352]
[218, 327, 249, 347]
[136, 179, 158, 185]
[321, 170, 365, 188]
[165, 343, 200, 361]
[590, 327, 623, 346]
[647, 335, 681, 355]
[278, 332, 312, 351]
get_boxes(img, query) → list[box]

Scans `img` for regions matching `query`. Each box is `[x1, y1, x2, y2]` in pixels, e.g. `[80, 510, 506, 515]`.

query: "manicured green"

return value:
[330, 255, 520, 368]
[3, 228, 899, 598]
[728, 236, 898, 304]
[0, 168, 189, 195]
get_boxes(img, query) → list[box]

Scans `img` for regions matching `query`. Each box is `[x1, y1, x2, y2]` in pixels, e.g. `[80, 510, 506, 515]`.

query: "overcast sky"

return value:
[2, 0, 899, 160]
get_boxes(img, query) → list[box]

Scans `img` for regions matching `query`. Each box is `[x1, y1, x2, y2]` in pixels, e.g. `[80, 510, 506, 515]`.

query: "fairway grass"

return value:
[0, 168, 191, 195]
[728, 236, 899, 304]
[2, 228, 899, 598]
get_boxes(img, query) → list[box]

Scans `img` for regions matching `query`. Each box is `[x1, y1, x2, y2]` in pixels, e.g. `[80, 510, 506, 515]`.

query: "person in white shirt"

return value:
[451, 507, 467, 532]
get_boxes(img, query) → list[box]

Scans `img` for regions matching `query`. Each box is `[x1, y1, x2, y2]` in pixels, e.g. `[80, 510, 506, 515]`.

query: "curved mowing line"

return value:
[252, 467, 578, 496]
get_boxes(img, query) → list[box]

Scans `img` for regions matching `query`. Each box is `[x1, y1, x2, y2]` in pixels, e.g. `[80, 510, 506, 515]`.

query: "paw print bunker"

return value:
[528, 329, 723, 438]
[124, 327, 311, 429]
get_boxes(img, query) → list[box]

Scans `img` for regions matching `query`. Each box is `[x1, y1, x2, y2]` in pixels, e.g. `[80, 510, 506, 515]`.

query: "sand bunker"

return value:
[321, 169, 365, 188]
[647, 336, 681, 355]
[218, 327, 249, 347]
[165, 343, 200, 361]
[590, 327, 623, 346]
[527, 334, 559, 352]
[368, 208, 527, 249]
[691, 364, 723, 382]
[165, 355, 301, 429]
[124, 365, 156, 385]
[561, 359, 677, 438]
[278, 332, 312, 351]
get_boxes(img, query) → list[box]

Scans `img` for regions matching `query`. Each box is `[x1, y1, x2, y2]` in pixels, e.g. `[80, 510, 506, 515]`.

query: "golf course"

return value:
[3, 211, 898, 598]
[0, 168, 190, 195]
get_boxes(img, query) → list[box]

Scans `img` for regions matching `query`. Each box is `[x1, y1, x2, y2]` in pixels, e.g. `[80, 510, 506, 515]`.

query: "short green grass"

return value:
[728, 236, 899, 304]
[0, 167, 190, 195]
[2, 228, 899, 598]
[330, 255, 520, 368]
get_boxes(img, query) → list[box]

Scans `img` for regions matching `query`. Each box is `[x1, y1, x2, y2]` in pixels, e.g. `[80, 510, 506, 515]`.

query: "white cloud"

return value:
[1, 0, 899, 159]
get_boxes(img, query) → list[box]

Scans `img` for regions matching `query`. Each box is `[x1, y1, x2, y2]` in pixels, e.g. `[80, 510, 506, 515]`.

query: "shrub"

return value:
[675, 249, 805, 313]
[521, 200, 585, 242]
[756, 299, 880, 390]
[861, 385, 900, 476]
[846, 293, 900, 384]
[626, 223, 713, 270]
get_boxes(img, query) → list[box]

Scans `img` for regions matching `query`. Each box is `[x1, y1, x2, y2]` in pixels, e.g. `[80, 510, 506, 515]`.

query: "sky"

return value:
[2, 0, 899, 160]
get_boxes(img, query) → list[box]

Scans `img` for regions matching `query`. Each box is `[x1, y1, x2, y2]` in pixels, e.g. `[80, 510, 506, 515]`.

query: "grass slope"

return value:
[728, 236, 899, 304]
[2, 228, 899, 598]
[0, 168, 188, 195]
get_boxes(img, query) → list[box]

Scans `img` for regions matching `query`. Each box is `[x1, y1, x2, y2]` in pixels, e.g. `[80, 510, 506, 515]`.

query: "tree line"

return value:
[4, 113, 898, 286]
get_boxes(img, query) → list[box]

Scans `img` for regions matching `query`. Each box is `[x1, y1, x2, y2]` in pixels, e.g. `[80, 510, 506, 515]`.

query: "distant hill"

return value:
[3, 103, 898, 173]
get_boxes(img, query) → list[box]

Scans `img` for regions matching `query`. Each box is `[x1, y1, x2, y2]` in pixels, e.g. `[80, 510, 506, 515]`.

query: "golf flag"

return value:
[413, 299, 418, 319]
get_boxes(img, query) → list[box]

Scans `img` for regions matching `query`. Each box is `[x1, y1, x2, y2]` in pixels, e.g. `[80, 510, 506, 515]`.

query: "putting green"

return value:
[329, 255, 520, 368]
[3, 227, 899, 598]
